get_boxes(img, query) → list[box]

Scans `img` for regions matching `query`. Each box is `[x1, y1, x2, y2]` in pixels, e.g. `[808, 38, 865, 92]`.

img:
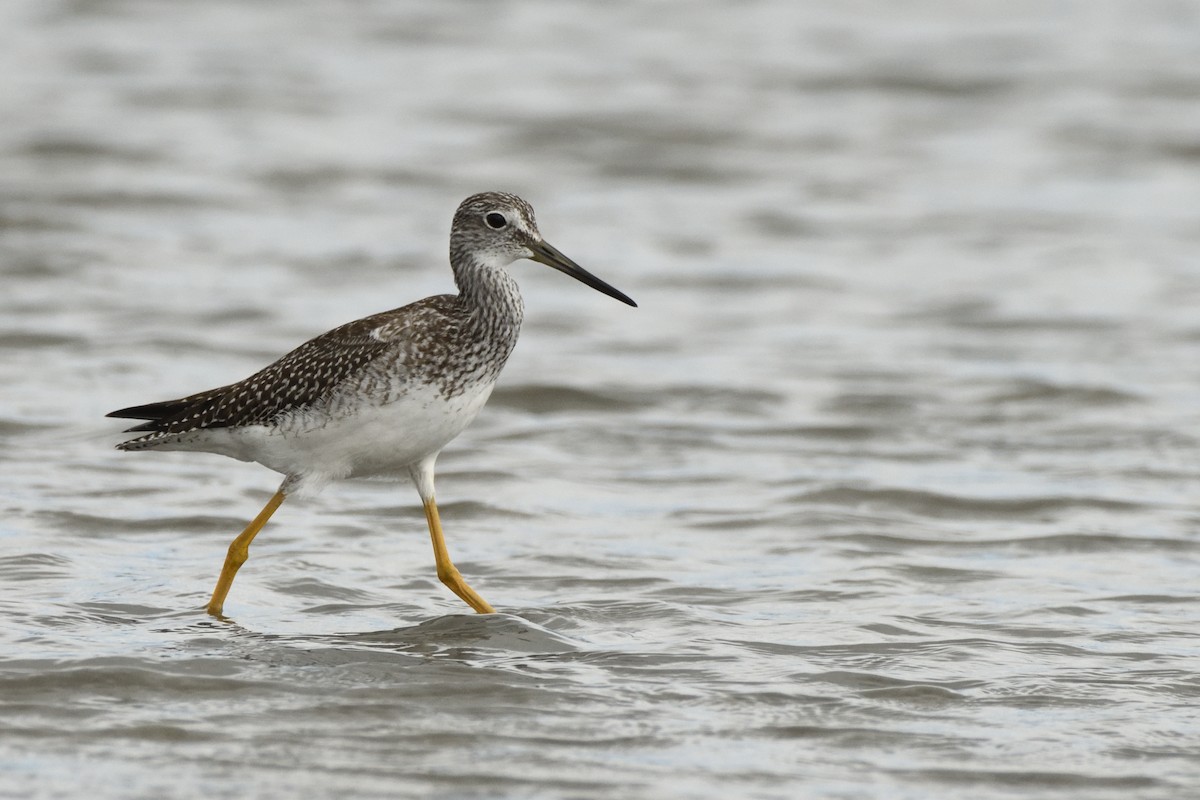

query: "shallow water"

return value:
[4, 1, 1200, 798]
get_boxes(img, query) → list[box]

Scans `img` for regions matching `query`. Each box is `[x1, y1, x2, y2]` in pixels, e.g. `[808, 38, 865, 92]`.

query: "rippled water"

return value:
[4, 1, 1200, 798]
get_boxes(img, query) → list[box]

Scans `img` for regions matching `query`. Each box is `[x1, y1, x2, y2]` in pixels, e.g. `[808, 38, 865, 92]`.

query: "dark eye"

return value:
[485, 212, 507, 229]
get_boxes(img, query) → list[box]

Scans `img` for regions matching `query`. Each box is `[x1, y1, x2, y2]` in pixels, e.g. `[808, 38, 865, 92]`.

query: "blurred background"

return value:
[2, 2, 1199, 798]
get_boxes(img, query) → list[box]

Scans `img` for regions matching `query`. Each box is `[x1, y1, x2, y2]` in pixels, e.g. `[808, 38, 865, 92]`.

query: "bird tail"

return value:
[107, 398, 193, 431]
[106, 386, 229, 442]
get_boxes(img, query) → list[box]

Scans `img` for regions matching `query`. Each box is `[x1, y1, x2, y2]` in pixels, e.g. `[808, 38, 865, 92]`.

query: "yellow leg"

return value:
[206, 491, 286, 617]
[422, 498, 495, 614]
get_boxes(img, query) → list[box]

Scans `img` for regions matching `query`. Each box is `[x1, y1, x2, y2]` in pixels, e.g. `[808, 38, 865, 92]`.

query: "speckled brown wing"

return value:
[108, 297, 461, 447]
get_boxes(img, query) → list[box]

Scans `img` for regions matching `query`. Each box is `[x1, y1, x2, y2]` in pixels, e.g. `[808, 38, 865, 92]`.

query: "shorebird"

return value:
[108, 191, 636, 617]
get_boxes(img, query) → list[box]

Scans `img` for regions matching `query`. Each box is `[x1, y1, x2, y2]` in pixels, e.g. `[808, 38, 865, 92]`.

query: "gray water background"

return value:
[3, 1, 1200, 798]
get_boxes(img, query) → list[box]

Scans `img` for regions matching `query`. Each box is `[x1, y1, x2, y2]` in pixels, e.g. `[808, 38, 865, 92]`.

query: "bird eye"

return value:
[485, 212, 507, 229]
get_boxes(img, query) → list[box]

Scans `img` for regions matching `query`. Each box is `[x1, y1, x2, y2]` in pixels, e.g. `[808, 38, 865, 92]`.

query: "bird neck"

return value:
[452, 252, 526, 335]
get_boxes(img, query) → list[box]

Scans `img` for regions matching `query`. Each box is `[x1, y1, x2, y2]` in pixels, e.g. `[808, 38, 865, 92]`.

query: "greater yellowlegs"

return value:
[108, 192, 636, 617]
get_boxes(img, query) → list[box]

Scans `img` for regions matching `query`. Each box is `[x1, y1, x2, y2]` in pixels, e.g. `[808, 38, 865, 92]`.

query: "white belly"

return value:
[170, 380, 497, 496]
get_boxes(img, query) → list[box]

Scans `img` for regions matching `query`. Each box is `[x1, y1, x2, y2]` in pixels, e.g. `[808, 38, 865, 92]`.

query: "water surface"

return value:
[3, 1, 1200, 798]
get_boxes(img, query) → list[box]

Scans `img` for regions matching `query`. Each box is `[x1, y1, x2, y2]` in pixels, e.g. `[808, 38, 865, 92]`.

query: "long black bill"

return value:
[528, 239, 637, 307]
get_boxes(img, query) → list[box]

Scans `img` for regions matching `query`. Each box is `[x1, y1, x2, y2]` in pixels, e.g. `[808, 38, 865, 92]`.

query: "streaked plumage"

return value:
[109, 191, 636, 617]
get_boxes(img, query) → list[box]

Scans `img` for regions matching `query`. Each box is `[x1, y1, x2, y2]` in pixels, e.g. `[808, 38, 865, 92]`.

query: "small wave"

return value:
[21, 137, 160, 164]
[346, 613, 582, 655]
[792, 486, 1143, 519]
[0, 658, 263, 697]
[491, 384, 641, 413]
[0, 552, 73, 582]
[0, 331, 86, 349]
[895, 767, 1159, 791]
[833, 531, 1198, 555]
[986, 378, 1142, 406]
